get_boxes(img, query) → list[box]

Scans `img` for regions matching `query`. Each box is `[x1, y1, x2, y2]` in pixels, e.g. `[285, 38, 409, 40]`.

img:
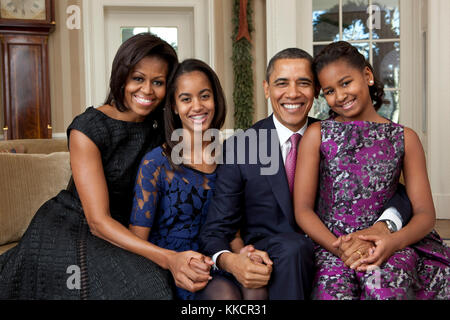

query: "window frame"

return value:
[312, 0, 401, 123]
[269, 0, 425, 144]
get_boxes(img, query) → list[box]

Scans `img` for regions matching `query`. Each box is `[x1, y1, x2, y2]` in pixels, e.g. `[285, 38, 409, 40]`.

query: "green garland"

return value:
[232, 0, 254, 130]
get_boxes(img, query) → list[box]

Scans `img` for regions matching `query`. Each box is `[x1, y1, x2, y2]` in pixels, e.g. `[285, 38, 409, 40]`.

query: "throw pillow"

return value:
[0, 145, 26, 154]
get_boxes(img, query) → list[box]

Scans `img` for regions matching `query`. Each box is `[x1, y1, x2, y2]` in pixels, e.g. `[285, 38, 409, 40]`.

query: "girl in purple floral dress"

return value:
[294, 41, 450, 299]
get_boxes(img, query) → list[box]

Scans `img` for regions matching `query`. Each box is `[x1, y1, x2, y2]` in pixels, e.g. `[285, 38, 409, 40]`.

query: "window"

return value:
[121, 27, 150, 43]
[311, 0, 400, 122]
[121, 26, 179, 53]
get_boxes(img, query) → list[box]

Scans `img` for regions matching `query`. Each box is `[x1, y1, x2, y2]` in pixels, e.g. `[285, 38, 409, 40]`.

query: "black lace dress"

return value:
[0, 107, 173, 300]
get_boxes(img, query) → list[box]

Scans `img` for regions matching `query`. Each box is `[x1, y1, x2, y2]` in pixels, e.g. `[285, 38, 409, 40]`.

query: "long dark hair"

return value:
[163, 59, 227, 170]
[104, 33, 179, 115]
[313, 41, 387, 114]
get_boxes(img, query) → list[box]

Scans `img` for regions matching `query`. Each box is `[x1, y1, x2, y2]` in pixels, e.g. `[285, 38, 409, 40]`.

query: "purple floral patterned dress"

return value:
[312, 119, 450, 300]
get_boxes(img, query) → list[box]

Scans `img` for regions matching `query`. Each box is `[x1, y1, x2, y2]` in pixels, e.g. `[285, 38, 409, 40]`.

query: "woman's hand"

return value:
[167, 251, 212, 292]
[332, 222, 393, 269]
[354, 234, 400, 272]
[333, 234, 375, 269]
[189, 256, 214, 276]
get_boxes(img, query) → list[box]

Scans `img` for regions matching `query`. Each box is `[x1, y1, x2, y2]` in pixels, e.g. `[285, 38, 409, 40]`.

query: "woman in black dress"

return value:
[0, 33, 196, 299]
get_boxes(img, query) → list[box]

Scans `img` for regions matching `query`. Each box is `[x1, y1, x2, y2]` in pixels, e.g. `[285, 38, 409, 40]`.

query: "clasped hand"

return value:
[167, 250, 213, 293]
[332, 224, 398, 272]
[222, 245, 273, 289]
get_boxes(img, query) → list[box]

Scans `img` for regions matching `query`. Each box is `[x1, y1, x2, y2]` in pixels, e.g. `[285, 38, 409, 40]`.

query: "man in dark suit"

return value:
[199, 48, 411, 300]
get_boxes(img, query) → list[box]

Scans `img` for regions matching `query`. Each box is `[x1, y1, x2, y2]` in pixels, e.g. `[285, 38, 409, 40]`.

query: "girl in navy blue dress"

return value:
[129, 59, 227, 299]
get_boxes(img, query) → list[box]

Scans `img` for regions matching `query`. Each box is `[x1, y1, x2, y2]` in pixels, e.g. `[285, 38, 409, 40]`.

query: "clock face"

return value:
[0, 0, 46, 20]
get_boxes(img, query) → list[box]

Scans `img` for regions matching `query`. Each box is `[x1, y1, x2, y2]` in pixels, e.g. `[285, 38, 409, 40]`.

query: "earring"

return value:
[369, 80, 374, 85]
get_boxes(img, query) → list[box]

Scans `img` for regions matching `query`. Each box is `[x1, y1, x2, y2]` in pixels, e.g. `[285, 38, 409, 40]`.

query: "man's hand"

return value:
[218, 251, 272, 289]
[332, 222, 390, 269]
[239, 245, 273, 265]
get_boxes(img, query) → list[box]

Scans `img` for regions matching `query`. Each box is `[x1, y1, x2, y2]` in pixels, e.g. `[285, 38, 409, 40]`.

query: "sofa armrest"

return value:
[0, 152, 71, 246]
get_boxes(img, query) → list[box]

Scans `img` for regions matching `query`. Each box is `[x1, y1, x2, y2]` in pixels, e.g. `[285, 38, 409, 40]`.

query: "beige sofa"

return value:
[0, 139, 71, 255]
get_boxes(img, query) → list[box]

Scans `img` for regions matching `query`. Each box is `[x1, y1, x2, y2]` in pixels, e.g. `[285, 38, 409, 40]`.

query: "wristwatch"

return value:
[379, 219, 397, 233]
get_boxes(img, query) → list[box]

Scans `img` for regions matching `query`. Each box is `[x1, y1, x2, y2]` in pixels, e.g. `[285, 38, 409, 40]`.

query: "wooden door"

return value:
[1, 33, 51, 139]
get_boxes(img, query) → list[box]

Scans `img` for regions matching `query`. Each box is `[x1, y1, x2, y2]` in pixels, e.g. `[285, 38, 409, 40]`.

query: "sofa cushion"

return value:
[0, 152, 71, 246]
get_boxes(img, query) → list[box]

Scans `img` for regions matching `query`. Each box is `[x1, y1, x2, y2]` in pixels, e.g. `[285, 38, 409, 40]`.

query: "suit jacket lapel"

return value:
[261, 116, 294, 224]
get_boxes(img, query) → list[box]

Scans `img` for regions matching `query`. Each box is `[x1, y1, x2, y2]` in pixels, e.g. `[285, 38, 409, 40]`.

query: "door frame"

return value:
[82, 0, 215, 108]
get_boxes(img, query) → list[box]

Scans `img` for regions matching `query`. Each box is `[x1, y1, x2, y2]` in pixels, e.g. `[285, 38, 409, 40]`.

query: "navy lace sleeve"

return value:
[130, 148, 163, 228]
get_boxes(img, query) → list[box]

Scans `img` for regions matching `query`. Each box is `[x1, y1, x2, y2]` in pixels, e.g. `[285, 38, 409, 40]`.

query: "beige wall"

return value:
[253, 0, 268, 123]
[0, 66, 3, 136]
[213, 0, 234, 130]
[49, 0, 86, 137]
[427, 0, 450, 219]
[213, 0, 267, 130]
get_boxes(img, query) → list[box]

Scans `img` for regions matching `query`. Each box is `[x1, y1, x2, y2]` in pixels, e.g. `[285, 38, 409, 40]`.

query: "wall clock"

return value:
[0, 0, 54, 27]
[0, 0, 47, 20]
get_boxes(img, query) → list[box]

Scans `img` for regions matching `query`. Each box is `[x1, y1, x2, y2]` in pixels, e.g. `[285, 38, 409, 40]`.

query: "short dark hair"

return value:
[163, 59, 227, 170]
[266, 48, 314, 82]
[104, 33, 179, 112]
[313, 41, 387, 111]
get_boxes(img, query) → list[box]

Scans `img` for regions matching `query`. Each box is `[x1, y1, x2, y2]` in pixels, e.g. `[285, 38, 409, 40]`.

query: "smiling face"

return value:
[318, 59, 377, 121]
[174, 71, 215, 134]
[123, 55, 169, 122]
[263, 58, 315, 132]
